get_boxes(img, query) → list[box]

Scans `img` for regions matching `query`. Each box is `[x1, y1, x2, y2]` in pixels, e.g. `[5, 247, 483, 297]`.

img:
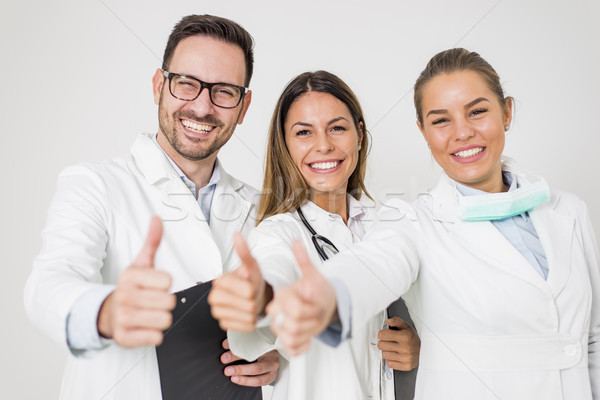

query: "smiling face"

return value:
[284, 91, 363, 203]
[417, 70, 512, 193]
[152, 35, 251, 164]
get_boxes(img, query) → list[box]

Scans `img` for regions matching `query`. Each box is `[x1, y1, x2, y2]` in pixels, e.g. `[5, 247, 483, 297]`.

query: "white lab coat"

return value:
[323, 158, 600, 400]
[228, 197, 396, 400]
[24, 133, 258, 400]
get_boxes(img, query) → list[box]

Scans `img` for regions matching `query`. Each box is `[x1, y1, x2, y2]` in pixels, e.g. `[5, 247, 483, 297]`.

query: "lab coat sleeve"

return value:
[228, 218, 306, 361]
[24, 164, 113, 354]
[322, 198, 421, 336]
[577, 199, 600, 398]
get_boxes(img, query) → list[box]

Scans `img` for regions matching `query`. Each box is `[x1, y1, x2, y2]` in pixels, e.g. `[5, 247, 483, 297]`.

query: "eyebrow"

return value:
[290, 116, 350, 129]
[425, 97, 490, 117]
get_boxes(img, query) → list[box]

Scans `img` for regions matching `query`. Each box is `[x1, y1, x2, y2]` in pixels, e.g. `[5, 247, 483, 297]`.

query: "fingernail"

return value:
[224, 367, 234, 376]
[222, 353, 230, 362]
[231, 376, 239, 383]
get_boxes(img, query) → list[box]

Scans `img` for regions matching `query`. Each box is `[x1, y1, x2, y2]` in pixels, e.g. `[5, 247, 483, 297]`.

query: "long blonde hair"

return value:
[257, 70, 371, 224]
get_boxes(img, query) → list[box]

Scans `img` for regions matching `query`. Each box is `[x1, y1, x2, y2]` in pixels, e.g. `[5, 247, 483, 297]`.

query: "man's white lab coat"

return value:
[24, 133, 258, 400]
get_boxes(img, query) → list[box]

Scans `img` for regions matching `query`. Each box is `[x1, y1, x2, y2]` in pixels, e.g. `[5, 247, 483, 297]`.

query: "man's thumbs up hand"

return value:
[209, 233, 272, 332]
[266, 241, 338, 356]
[132, 216, 163, 269]
[97, 216, 176, 347]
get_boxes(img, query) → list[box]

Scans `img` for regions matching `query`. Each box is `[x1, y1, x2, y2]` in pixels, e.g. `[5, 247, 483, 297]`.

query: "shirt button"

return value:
[564, 345, 577, 356]
[385, 370, 393, 380]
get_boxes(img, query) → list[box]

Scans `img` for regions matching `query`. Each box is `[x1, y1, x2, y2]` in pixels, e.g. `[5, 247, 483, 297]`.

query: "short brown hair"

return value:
[414, 48, 506, 124]
[257, 70, 371, 224]
[162, 14, 254, 86]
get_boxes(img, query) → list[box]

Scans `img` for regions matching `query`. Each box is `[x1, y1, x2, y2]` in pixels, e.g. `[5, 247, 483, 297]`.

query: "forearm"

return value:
[67, 285, 115, 354]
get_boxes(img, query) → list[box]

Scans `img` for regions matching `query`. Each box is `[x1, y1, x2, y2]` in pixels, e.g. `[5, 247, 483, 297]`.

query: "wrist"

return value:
[257, 283, 273, 316]
[97, 292, 114, 339]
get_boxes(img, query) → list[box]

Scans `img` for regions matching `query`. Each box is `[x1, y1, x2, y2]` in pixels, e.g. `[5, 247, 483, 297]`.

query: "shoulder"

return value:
[376, 197, 421, 223]
[217, 166, 259, 203]
[550, 189, 590, 219]
[55, 155, 133, 197]
[249, 211, 305, 243]
[256, 211, 302, 232]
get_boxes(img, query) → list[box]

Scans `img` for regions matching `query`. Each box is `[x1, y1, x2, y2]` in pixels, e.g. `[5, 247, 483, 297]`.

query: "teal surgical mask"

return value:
[458, 179, 550, 221]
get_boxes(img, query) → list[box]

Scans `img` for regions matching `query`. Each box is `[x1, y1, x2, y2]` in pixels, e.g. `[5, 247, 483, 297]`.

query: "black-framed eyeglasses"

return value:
[297, 208, 339, 261]
[162, 70, 248, 109]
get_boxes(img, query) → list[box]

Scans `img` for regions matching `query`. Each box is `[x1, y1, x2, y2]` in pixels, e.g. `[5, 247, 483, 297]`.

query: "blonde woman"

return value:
[266, 49, 600, 400]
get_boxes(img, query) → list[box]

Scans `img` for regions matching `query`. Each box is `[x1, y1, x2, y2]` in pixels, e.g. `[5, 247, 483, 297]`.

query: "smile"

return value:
[453, 147, 484, 158]
[308, 160, 342, 171]
[181, 119, 213, 134]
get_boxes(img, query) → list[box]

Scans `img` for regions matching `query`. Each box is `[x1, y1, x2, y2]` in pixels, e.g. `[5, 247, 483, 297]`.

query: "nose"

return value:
[453, 117, 475, 141]
[184, 86, 216, 115]
[314, 131, 334, 153]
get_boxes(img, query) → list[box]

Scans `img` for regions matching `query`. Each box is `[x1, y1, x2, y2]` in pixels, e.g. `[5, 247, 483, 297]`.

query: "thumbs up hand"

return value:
[208, 233, 273, 332]
[266, 241, 338, 356]
[97, 216, 176, 347]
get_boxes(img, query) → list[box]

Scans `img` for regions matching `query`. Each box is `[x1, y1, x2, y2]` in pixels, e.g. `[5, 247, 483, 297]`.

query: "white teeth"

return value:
[310, 161, 340, 170]
[182, 120, 212, 133]
[453, 147, 484, 158]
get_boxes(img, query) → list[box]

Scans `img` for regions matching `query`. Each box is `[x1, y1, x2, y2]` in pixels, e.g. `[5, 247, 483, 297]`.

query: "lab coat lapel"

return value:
[130, 133, 223, 286]
[431, 174, 549, 292]
[131, 133, 215, 238]
[529, 193, 574, 297]
[210, 169, 252, 268]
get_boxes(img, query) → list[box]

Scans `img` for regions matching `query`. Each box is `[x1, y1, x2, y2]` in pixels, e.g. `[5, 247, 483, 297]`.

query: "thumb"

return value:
[387, 316, 410, 330]
[292, 240, 320, 280]
[134, 216, 163, 268]
[233, 232, 261, 280]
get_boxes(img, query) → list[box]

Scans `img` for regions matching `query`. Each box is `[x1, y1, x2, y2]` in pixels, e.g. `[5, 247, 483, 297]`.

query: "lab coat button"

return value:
[385, 370, 393, 380]
[564, 345, 577, 356]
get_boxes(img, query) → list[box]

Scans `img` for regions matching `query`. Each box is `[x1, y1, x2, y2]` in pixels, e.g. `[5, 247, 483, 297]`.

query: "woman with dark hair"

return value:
[209, 70, 419, 399]
[265, 49, 600, 400]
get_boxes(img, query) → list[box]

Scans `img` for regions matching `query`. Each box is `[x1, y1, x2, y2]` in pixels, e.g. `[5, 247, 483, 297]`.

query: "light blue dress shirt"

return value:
[153, 134, 220, 224]
[66, 134, 220, 351]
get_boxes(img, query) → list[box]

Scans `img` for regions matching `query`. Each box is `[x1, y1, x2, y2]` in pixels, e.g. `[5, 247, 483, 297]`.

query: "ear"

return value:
[236, 90, 252, 125]
[417, 119, 428, 144]
[152, 69, 165, 106]
[503, 96, 513, 127]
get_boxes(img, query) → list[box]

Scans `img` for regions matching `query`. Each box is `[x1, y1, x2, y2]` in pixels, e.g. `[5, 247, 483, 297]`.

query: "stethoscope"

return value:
[297, 208, 340, 261]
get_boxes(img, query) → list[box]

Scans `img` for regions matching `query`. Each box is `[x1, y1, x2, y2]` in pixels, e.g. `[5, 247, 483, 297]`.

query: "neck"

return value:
[157, 133, 216, 193]
[311, 191, 349, 224]
[462, 164, 509, 194]
[466, 179, 508, 194]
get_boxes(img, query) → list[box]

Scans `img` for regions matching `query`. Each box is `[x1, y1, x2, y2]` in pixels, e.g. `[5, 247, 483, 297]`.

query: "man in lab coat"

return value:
[24, 14, 278, 400]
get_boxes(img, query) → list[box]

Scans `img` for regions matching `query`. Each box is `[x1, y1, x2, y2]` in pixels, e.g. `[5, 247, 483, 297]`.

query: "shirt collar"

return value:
[301, 194, 366, 224]
[152, 133, 221, 191]
[347, 194, 366, 222]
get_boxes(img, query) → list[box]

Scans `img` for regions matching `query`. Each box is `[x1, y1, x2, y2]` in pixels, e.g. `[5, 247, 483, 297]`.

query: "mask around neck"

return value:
[458, 179, 550, 221]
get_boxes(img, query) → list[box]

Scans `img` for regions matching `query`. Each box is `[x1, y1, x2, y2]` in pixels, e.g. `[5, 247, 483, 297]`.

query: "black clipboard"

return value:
[156, 280, 262, 400]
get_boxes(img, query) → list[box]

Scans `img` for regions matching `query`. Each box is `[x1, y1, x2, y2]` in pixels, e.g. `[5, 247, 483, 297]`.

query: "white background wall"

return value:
[2, 0, 599, 398]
